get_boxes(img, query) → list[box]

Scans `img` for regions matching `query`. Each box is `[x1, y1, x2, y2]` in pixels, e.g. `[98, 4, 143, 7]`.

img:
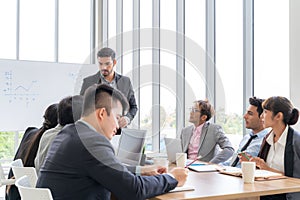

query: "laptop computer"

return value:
[164, 138, 183, 163]
[116, 128, 146, 166]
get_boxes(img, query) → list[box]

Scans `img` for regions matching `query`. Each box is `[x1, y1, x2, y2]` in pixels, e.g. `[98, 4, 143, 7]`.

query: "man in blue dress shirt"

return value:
[223, 97, 268, 168]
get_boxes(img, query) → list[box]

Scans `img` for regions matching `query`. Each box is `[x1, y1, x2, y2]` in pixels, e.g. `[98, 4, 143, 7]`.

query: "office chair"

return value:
[15, 175, 53, 200]
[0, 162, 15, 186]
[10, 159, 24, 167]
[12, 166, 38, 187]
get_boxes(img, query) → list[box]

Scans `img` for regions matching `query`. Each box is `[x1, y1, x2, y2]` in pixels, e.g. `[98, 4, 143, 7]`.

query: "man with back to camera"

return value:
[222, 97, 268, 167]
[37, 84, 188, 200]
[80, 47, 137, 129]
[179, 99, 234, 164]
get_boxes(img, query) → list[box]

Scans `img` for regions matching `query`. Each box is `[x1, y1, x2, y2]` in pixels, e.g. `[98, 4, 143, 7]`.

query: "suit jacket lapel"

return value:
[95, 71, 101, 84]
[186, 126, 194, 145]
[198, 122, 209, 150]
[182, 126, 194, 153]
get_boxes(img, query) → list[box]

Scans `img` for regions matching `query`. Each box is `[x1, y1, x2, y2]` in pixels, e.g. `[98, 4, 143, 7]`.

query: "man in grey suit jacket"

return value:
[80, 47, 137, 128]
[37, 84, 188, 200]
[180, 100, 234, 164]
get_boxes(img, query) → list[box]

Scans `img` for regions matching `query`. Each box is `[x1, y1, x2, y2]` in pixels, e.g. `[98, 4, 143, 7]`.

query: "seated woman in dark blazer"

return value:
[250, 96, 300, 200]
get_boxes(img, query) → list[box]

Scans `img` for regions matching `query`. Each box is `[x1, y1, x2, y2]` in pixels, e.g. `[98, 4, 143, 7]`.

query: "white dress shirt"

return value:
[266, 125, 289, 173]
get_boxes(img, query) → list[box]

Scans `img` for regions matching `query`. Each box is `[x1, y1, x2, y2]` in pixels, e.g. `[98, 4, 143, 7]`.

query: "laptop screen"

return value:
[164, 138, 183, 163]
[116, 128, 146, 166]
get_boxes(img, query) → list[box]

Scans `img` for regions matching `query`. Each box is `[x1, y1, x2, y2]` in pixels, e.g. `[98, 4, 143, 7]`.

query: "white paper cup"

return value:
[241, 161, 256, 183]
[153, 157, 169, 171]
[176, 153, 187, 168]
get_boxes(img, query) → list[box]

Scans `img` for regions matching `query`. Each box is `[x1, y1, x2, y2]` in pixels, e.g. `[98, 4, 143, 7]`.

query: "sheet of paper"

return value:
[169, 185, 195, 193]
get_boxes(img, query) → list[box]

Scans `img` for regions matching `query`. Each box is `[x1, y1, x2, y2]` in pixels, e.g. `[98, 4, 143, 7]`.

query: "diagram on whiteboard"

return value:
[2, 70, 39, 106]
[0, 59, 97, 131]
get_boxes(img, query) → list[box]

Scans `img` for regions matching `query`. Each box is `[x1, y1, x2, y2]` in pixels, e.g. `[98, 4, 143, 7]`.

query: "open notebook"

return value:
[188, 164, 218, 172]
[219, 166, 286, 181]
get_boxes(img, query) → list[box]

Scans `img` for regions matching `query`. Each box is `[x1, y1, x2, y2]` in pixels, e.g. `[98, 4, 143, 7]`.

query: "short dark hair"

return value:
[82, 84, 129, 117]
[249, 97, 264, 117]
[97, 47, 116, 60]
[195, 99, 215, 121]
[58, 95, 83, 126]
[262, 96, 299, 125]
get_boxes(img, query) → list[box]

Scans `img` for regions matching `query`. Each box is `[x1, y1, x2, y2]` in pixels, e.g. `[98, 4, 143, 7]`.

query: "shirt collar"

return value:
[194, 123, 205, 132]
[266, 125, 288, 146]
[55, 124, 63, 129]
[251, 128, 269, 139]
[277, 125, 289, 145]
[100, 72, 116, 84]
[78, 119, 98, 133]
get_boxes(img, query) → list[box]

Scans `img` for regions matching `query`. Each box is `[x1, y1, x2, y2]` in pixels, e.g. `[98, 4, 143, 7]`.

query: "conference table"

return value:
[151, 170, 300, 200]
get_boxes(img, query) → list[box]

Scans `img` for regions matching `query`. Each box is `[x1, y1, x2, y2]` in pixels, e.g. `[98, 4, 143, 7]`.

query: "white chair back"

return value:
[0, 162, 5, 180]
[0, 162, 15, 186]
[12, 166, 38, 187]
[11, 159, 24, 167]
[16, 175, 53, 200]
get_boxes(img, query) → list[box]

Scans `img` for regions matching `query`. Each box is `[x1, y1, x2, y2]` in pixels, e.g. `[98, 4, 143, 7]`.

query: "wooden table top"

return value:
[151, 171, 300, 200]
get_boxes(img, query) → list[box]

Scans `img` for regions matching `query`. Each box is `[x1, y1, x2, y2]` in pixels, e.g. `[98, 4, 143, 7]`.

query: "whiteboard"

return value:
[0, 59, 97, 131]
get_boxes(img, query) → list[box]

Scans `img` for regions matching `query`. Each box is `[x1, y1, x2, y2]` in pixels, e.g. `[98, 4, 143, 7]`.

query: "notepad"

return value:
[219, 166, 286, 180]
[169, 185, 195, 193]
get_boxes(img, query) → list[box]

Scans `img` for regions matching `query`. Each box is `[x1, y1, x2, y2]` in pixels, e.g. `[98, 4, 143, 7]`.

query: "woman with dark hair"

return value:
[6, 103, 58, 200]
[250, 96, 300, 200]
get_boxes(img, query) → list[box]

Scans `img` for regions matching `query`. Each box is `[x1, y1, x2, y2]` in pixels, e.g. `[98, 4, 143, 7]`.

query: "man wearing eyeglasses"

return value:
[80, 47, 137, 129]
[179, 100, 234, 164]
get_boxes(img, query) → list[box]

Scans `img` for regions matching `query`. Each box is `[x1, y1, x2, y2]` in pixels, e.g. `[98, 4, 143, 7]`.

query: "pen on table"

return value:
[189, 163, 205, 166]
[185, 156, 202, 168]
[239, 152, 250, 161]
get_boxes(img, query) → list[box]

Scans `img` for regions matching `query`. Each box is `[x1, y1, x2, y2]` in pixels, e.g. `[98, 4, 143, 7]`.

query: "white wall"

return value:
[290, 0, 300, 130]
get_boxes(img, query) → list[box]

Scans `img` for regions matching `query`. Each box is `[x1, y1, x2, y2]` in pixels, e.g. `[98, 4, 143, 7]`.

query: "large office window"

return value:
[0, 1, 92, 164]
[160, 0, 177, 140]
[104, 0, 251, 152]
[216, 0, 243, 149]
[19, 0, 55, 61]
[0, 0, 293, 157]
[59, 0, 91, 63]
[254, 0, 289, 98]
[0, 1, 16, 59]
[185, 0, 206, 125]
[108, 0, 117, 52]
[140, 0, 153, 150]
[122, 0, 133, 76]
[0, 0, 91, 63]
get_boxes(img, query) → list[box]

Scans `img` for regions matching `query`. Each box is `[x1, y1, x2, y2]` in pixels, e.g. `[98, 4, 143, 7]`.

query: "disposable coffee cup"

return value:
[241, 161, 256, 183]
[176, 153, 187, 168]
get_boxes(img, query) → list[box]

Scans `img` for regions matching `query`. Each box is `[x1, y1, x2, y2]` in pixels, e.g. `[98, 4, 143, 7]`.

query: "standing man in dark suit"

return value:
[80, 47, 137, 128]
[37, 84, 188, 200]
